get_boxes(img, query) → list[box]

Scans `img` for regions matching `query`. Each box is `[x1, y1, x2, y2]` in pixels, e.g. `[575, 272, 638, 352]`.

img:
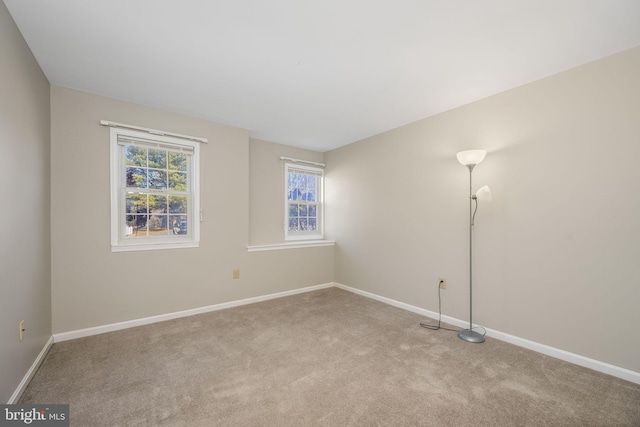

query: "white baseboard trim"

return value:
[333, 282, 640, 385]
[53, 283, 334, 343]
[8, 336, 53, 404]
[50, 281, 640, 385]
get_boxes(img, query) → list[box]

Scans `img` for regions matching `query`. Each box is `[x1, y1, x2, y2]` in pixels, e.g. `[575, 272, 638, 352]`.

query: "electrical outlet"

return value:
[233, 269, 240, 279]
[439, 278, 447, 289]
[19, 320, 25, 341]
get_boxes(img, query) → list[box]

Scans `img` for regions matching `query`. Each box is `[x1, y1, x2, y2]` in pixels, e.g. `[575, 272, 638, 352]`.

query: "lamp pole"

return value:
[468, 165, 474, 333]
[458, 163, 485, 343]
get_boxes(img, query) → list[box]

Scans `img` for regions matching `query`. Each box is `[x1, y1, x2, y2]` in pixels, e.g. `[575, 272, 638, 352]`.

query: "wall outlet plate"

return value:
[439, 278, 447, 289]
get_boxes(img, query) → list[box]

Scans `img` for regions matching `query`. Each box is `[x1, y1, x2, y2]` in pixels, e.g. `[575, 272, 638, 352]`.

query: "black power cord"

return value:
[420, 279, 459, 332]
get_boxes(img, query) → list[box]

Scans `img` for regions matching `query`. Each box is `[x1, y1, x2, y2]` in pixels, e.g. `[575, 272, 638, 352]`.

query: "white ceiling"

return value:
[5, 1, 640, 152]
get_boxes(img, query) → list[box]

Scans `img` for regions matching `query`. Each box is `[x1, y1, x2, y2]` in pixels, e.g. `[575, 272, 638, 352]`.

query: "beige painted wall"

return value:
[249, 138, 325, 245]
[51, 88, 334, 334]
[325, 47, 640, 373]
[0, 2, 51, 403]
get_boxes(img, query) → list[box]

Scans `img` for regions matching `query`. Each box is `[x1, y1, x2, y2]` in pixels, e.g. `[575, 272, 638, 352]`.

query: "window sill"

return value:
[247, 240, 335, 252]
[112, 241, 199, 252]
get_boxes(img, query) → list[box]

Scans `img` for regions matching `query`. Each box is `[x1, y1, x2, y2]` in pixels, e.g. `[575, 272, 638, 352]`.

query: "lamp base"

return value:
[458, 329, 485, 343]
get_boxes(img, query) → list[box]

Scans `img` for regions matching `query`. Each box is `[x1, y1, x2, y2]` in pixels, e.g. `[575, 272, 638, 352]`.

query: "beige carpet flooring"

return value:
[20, 287, 640, 426]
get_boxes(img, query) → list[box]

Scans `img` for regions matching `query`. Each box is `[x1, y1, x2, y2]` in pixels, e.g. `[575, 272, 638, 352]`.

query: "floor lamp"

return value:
[456, 149, 491, 343]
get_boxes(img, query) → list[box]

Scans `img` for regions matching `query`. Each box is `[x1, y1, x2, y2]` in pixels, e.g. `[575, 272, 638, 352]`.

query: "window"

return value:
[110, 127, 200, 251]
[285, 163, 323, 240]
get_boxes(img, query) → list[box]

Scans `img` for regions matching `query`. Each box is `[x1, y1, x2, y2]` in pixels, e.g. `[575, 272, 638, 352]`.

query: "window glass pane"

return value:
[308, 205, 317, 217]
[126, 146, 147, 167]
[148, 169, 167, 189]
[170, 215, 188, 235]
[299, 218, 308, 230]
[289, 204, 298, 217]
[298, 175, 307, 201]
[306, 176, 316, 202]
[148, 214, 168, 235]
[305, 176, 312, 201]
[308, 218, 317, 230]
[126, 215, 149, 237]
[124, 218, 135, 236]
[126, 167, 147, 188]
[169, 171, 187, 191]
[288, 174, 297, 201]
[299, 205, 308, 216]
[288, 218, 299, 231]
[169, 152, 188, 171]
[149, 195, 167, 213]
[148, 148, 167, 169]
[126, 193, 147, 214]
[169, 196, 188, 213]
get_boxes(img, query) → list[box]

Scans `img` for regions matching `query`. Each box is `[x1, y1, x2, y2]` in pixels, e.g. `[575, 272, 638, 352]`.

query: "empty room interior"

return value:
[2, 1, 640, 425]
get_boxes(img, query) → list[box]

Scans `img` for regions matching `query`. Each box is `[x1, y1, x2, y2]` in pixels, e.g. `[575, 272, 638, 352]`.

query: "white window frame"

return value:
[284, 163, 324, 241]
[110, 127, 200, 252]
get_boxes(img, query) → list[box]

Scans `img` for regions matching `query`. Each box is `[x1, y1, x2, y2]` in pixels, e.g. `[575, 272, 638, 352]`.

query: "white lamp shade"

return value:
[474, 185, 492, 202]
[456, 149, 487, 166]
